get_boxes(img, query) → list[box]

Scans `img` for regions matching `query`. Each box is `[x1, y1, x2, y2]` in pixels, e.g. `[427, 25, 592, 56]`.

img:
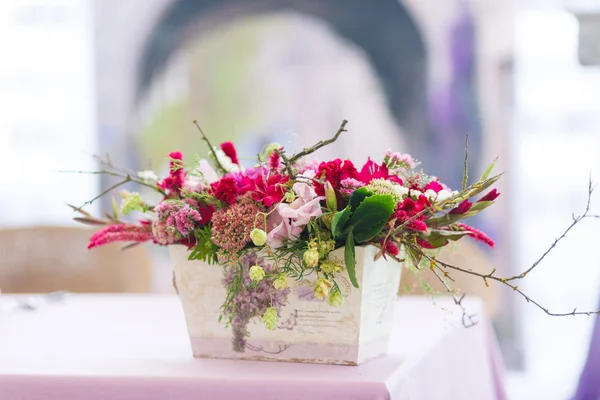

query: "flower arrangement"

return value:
[73, 120, 600, 334]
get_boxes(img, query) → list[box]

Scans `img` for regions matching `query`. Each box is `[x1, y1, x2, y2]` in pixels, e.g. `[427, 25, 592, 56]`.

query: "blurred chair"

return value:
[399, 239, 499, 317]
[0, 226, 152, 293]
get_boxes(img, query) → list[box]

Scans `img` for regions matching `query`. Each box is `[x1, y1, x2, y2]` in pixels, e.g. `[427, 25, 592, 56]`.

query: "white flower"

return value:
[424, 189, 438, 201]
[250, 228, 268, 246]
[197, 159, 219, 184]
[409, 189, 422, 199]
[436, 189, 453, 202]
[137, 170, 159, 183]
[394, 185, 409, 198]
[214, 149, 244, 173]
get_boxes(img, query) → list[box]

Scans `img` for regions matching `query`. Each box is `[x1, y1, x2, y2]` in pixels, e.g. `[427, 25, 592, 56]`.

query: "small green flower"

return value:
[303, 248, 320, 268]
[283, 191, 297, 203]
[273, 275, 288, 290]
[318, 239, 336, 257]
[120, 192, 143, 215]
[249, 265, 265, 282]
[249, 228, 268, 246]
[319, 259, 343, 275]
[263, 307, 278, 330]
[328, 289, 344, 307]
[313, 278, 332, 300]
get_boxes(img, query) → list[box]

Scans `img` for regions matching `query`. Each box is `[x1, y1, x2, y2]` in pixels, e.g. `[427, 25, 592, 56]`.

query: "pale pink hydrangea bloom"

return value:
[152, 201, 204, 245]
[384, 149, 415, 169]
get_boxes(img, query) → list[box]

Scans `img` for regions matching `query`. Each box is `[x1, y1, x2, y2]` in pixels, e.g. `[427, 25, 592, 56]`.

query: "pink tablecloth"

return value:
[0, 295, 505, 400]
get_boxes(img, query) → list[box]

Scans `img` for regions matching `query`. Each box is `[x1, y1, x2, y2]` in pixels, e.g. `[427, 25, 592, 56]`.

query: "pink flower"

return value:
[211, 203, 263, 253]
[242, 173, 289, 207]
[211, 177, 239, 205]
[267, 173, 324, 248]
[424, 180, 444, 193]
[152, 200, 208, 245]
[394, 195, 431, 232]
[478, 189, 500, 202]
[380, 239, 399, 257]
[455, 223, 494, 247]
[339, 178, 365, 196]
[358, 159, 403, 185]
[88, 223, 154, 249]
[268, 149, 282, 171]
[157, 151, 186, 196]
[314, 159, 359, 196]
[220, 142, 240, 165]
[449, 199, 473, 215]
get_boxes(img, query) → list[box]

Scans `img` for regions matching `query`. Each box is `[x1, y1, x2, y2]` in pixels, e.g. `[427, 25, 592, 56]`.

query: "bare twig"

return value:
[507, 177, 599, 281]
[430, 266, 478, 327]
[417, 249, 600, 317]
[193, 120, 226, 172]
[276, 120, 348, 179]
[462, 133, 469, 191]
[60, 169, 164, 194]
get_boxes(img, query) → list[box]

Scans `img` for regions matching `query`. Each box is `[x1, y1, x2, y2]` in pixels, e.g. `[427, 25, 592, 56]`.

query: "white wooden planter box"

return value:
[170, 245, 402, 365]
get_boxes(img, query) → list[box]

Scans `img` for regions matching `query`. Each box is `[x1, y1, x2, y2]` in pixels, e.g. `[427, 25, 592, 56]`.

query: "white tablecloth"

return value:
[0, 294, 505, 400]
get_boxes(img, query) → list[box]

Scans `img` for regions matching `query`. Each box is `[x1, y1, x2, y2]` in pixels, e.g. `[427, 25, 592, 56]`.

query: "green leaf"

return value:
[480, 157, 498, 180]
[425, 229, 472, 248]
[467, 174, 502, 198]
[349, 194, 395, 242]
[189, 226, 219, 264]
[331, 207, 352, 238]
[405, 246, 423, 269]
[348, 187, 372, 211]
[469, 201, 494, 213]
[344, 229, 359, 288]
[426, 210, 479, 228]
[111, 197, 120, 219]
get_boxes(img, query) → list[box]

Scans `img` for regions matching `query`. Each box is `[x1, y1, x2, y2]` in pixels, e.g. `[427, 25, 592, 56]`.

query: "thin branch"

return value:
[417, 248, 600, 317]
[507, 177, 598, 281]
[193, 120, 226, 172]
[430, 266, 478, 327]
[462, 133, 469, 191]
[276, 120, 348, 179]
[77, 177, 132, 210]
[60, 169, 164, 194]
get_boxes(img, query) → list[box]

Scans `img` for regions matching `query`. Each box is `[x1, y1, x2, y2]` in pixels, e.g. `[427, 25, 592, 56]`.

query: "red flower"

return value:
[478, 189, 500, 203]
[157, 151, 186, 195]
[242, 173, 289, 207]
[211, 177, 239, 205]
[424, 180, 443, 193]
[314, 159, 359, 196]
[380, 239, 399, 256]
[220, 142, 240, 165]
[416, 238, 435, 249]
[393, 195, 431, 232]
[449, 199, 473, 215]
[455, 223, 494, 248]
[359, 159, 403, 185]
[268, 149, 282, 171]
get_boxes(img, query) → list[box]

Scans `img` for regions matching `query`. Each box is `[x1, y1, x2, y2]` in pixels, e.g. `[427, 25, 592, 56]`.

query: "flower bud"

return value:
[120, 192, 143, 215]
[261, 143, 283, 160]
[328, 289, 344, 307]
[249, 265, 265, 282]
[324, 181, 338, 211]
[249, 228, 268, 246]
[263, 307, 278, 330]
[273, 275, 288, 290]
[303, 248, 320, 268]
[313, 278, 332, 300]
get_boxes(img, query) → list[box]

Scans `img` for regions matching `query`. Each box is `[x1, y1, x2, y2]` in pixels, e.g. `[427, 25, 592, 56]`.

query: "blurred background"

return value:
[0, 0, 599, 398]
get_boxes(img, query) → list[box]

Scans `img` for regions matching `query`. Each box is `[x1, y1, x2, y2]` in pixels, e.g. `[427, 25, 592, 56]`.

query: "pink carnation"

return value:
[339, 178, 365, 196]
[152, 200, 206, 245]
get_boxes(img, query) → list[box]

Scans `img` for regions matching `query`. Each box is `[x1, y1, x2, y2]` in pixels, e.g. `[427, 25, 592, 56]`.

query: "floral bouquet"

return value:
[72, 120, 598, 362]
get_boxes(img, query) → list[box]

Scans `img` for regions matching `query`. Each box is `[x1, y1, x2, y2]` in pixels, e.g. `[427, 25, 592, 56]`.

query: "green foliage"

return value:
[480, 157, 498, 181]
[348, 187, 371, 210]
[350, 194, 395, 242]
[425, 229, 472, 248]
[189, 226, 219, 264]
[344, 229, 358, 288]
[331, 207, 352, 238]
